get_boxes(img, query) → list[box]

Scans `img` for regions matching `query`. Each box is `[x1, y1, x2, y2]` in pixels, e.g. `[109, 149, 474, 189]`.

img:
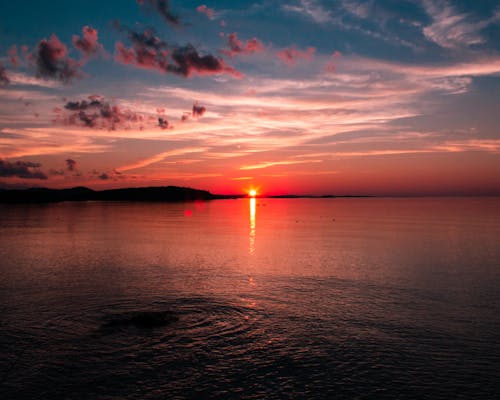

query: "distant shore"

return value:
[0, 186, 356, 203]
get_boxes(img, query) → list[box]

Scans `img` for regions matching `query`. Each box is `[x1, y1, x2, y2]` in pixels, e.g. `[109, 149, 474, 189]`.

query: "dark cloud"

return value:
[115, 23, 168, 50]
[58, 95, 145, 130]
[72, 26, 102, 59]
[181, 102, 206, 121]
[114, 25, 241, 78]
[64, 98, 105, 111]
[66, 159, 77, 171]
[0, 63, 9, 86]
[277, 46, 316, 66]
[0, 159, 47, 179]
[115, 41, 168, 72]
[168, 44, 241, 77]
[192, 102, 206, 117]
[158, 117, 170, 129]
[91, 169, 124, 181]
[222, 33, 264, 57]
[137, 0, 180, 26]
[113, 24, 170, 72]
[34, 34, 80, 83]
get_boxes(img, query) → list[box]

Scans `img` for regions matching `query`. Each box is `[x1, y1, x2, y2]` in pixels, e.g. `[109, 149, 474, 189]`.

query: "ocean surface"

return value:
[1, 197, 499, 399]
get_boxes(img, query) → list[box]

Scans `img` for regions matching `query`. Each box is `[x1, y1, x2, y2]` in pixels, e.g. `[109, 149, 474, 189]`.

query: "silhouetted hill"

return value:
[0, 186, 214, 203]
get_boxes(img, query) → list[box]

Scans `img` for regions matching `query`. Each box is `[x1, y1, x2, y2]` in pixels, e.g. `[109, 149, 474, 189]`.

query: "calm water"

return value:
[1, 198, 499, 399]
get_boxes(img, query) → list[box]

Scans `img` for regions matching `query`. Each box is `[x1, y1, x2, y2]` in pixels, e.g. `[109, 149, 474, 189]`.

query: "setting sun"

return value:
[249, 189, 257, 197]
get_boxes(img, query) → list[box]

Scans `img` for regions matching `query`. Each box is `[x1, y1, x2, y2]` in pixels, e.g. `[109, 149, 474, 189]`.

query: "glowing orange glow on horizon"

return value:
[246, 185, 261, 197]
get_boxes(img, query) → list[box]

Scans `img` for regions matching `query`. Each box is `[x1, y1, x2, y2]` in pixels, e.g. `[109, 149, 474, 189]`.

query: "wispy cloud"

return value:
[283, 0, 332, 24]
[240, 159, 322, 170]
[117, 147, 208, 172]
[421, 0, 495, 48]
[282, 0, 418, 49]
[7, 71, 62, 88]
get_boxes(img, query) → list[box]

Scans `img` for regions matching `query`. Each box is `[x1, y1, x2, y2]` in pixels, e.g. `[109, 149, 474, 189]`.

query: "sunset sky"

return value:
[0, 0, 499, 195]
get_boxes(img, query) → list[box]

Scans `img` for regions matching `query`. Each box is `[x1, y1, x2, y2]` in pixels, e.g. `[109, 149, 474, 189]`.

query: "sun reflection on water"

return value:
[249, 197, 256, 255]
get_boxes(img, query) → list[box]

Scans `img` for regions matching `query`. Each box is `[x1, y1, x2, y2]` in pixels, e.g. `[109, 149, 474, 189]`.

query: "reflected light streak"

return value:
[249, 197, 256, 255]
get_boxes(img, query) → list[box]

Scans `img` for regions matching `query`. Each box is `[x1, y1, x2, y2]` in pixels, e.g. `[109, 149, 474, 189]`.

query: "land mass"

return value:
[0, 186, 348, 204]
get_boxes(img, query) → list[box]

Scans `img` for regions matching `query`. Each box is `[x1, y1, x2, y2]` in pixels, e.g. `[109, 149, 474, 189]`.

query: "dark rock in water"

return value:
[100, 311, 178, 333]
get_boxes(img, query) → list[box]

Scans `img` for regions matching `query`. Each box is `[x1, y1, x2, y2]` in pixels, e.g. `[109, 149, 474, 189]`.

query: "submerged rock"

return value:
[100, 311, 179, 332]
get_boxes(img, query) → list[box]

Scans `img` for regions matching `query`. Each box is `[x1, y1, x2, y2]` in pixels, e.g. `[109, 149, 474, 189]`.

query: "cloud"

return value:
[114, 25, 241, 78]
[0, 63, 9, 86]
[240, 159, 322, 170]
[115, 41, 149, 68]
[64, 98, 106, 111]
[114, 42, 168, 72]
[421, 0, 490, 48]
[113, 24, 169, 71]
[283, 0, 332, 24]
[65, 158, 77, 171]
[137, 0, 180, 26]
[180, 102, 206, 121]
[141, 52, 500, 168]
[34, 34, 80, 83]
[72, 26, 103, 59]
[196, 4, 215, 19]
[56, 94, 211, 131]
[158, 117, 170, 129]
[58, 95, 145, 130]
[283, 0, 418, 49]
[6, 71, 61, 88]
[341, 0, 372, 19]
[192, 102, 206, 117]
[277, 46, 316, 65]
[222, 33, 264, 57]
[168, 44, 242, 77]
[90, 169, 124, 181]
[0, 159, 47, 179]
[117, 147, 208, 172]
[120, 25, 168, 50]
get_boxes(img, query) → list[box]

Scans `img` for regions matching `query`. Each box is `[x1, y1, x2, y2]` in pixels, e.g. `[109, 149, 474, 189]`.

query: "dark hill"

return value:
[0, 186, 214, 203]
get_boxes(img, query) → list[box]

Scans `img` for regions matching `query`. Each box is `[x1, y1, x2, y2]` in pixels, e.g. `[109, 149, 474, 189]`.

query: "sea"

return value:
[1, 197, 499, 399]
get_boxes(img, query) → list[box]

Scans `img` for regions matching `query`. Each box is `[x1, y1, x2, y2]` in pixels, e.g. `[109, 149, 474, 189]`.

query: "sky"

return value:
[0, 0, 499, 196]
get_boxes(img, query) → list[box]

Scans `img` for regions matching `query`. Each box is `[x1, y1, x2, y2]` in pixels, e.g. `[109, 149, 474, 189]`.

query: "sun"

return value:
[248, 189, 257, 197]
